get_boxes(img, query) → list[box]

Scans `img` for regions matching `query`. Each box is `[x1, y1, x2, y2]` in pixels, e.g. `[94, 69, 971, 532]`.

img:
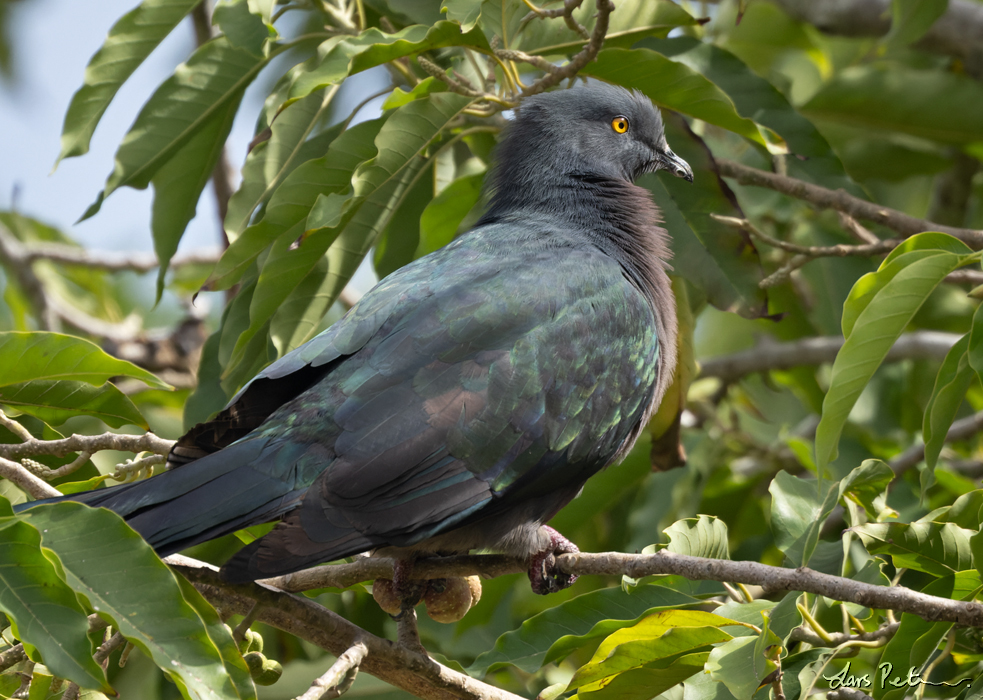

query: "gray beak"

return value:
[659, 148, 693, 183]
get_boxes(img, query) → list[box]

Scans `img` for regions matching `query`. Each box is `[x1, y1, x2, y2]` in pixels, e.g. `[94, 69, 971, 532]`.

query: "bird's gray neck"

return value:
[481, 170, 672, 305]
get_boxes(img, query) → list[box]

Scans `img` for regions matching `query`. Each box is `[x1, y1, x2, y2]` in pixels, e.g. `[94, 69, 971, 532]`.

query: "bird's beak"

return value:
[658, 148, 693, 183]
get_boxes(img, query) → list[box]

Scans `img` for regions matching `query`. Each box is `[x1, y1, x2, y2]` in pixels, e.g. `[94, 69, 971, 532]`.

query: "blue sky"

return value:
[0, 0, 389, 272]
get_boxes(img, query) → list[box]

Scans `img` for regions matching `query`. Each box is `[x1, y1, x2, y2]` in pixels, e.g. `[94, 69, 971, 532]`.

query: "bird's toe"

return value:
[527, 526, 580, 595]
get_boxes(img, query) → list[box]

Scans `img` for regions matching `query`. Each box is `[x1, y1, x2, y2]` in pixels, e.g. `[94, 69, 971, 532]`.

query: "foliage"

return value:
[1, 0, 983, 699]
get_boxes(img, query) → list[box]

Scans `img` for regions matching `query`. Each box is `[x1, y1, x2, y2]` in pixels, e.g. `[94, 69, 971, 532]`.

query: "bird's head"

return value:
[509, 82, 694, 184]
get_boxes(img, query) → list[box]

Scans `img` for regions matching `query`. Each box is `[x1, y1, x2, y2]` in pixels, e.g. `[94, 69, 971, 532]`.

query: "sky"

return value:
[0, 0, 389, 278]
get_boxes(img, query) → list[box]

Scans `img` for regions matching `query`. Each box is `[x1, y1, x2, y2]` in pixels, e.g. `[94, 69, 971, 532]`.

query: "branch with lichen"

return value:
[146, 544, 979, 698]
[0, 411, 175, 498]
[205, 547, 983, 628]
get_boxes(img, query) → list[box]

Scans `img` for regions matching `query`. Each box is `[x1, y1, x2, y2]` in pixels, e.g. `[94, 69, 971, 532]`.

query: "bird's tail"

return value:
[13, 436, 305, 557]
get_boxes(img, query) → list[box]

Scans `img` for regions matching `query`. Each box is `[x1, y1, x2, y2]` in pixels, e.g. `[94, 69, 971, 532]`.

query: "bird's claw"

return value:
[528, 526, 579, 595]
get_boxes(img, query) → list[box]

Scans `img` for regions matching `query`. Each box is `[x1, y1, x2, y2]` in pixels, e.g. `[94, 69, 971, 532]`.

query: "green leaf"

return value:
[206, 117, 386, 291]
[568, 610, 734, 691]
[0, 518, 110, 693]
[885, 0, 949, 48]
[769, 470, 838, 566]
[224, 89, 344, 242]
[417, 172, 484, 256]
[815, 241, 970, 472]
[213, 0, 272, 54]
[942, 490, 983, 530]
[838, 459, 895, 516]
[855, 521, 974, 576]
[577, 652, 709, 700]
[967, 300, 983, 384]
[802, 64, 983, 145]
[521, 0, 700, 55]
[266, 259, 332, 359]
[635, 36, 855, 189]
[468, 583, 699, 675]
[581, 47, 767, 147]
[19, 502, 256, 700]
[841, 234, 972, 338]
[441, 0, 482, 32]
[874, 571, 979, 700]
[373, 155, 434, 278]
[663, 515, 730, 559]
[706, 635, 779, 700]
[641, 117, 766, 317]
[767, 591, 804, 645]
[0, 380, 149, 429]
[286, 21, 489, 105]
[224, 93, 472, 387]
[0, 332, 167, 388]
[923, 332, 975, 475]
[83, 35, 270, 219]
[151, 96, 242, 301]
[56, 0, 200, 163]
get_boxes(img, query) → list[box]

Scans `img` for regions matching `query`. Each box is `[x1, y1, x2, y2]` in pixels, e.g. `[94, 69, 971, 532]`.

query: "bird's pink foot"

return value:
[528, 526, 579, 595]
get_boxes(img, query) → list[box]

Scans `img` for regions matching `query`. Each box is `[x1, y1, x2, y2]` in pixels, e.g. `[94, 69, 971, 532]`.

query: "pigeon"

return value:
[20, 81, 693, 595]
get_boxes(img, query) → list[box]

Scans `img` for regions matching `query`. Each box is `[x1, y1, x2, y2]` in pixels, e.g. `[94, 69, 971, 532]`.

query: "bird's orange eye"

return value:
[611, 116, 629, 134]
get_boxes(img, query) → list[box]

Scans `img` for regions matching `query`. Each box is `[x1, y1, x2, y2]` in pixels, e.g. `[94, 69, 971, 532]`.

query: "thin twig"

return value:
[697, 331, 961, 382]
[397, 609, 426, 654]
[8, 243, 221, 273]
[522, 0, 589, 39]
[713, 214, 899, 257]
[296, 642, 368, 700]
[789, 621, 899, 647]
[838, 211, 880, 245]
[521, 0, 614, 97]
[716, 159, 983, 247]
[21, 452, 92, 481]
[233, 603, 261, 647]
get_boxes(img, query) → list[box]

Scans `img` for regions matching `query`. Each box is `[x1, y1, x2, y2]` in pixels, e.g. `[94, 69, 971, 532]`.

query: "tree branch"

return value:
[769, 0, 983, 70]
[0, 456, 61, 499]
[557, 551, 983, 627]
[10, 243, 221, 273]
[716, 159, 983, 247]
[0, 426, 175, 496]
[521, 0, 614, 96]
[169, 557, 527, 700]
[697, 331, 961, 382]
[0, 221, 58, 330]
[206, 546, 983, 627]
[296, 642, 367, 700]
[890, 409, 983, 474]
[0, 431, 175, 461]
